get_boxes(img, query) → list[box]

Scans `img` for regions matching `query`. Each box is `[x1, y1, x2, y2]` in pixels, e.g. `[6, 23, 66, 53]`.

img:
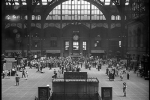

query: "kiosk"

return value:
[50, 72, 101, 100]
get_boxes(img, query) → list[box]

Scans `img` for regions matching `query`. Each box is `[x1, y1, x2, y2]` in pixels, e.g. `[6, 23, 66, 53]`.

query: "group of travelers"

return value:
[2, 54, 148, 98]
[105, 59, 130, 81]
[15, 68, 28, 86]
[84, 57, 104, 71]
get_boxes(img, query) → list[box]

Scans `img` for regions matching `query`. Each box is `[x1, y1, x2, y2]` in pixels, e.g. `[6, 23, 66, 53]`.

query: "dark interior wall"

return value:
[30, 27, 41, 50]
[90, 27, 107, 38]
[127, 22, 147, 57]
[44, 27, 60, 38]
[3, 27, 26, 50]
[62, 24, 89, 38]
[3, 24, 125, 57]
[43, 27, 61, 49]
[90, 27, 107, 49]
[110, 27, 122, 38]
[109, 27, 122, 55]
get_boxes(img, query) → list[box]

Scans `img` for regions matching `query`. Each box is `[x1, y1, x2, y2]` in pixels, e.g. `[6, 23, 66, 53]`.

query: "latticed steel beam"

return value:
[93, 0, 104, 6]
[111, 0, 125, 13]
[43, 0, 109, 21]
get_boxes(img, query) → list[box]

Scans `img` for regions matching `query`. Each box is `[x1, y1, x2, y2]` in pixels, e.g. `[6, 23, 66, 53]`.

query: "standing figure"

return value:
[123, 82, 127, 97]
[22, 69, 26, 78]
[61, 65, 64, 74]
[106, 67, 108, 75]
[120, 71, 123, 81]
[25, 71, 28, 80]
[98, 63, 101, 71]
[80, 62, 82, 68]
[53, 69, 57, 78]
[89, 64, 91, 70]
[15, 74, 20, 86]
[127, 71, 130, 80]
[2, 70, 5, 79]
[29, 60, 32, 69]
[37, 61, 40, 72]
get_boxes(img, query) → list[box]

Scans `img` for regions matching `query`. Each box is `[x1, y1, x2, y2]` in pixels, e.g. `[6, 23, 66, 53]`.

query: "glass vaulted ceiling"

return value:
[5, 0, 129, 6]
[46, 0, 106, 20]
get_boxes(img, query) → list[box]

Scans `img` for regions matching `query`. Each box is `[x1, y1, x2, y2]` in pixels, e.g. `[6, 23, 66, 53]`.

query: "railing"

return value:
[52, 78, 99, 82]
[48, 93, 102, 100]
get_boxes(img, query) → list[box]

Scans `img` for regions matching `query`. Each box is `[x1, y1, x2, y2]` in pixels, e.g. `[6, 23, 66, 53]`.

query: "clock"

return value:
[73, 35, 79, 40]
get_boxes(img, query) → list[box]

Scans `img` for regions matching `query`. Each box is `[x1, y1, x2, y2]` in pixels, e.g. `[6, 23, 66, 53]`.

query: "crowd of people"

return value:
[105, 59, 130, 81]
[2, 55, 146, 88]
[2, 55, 148, 98]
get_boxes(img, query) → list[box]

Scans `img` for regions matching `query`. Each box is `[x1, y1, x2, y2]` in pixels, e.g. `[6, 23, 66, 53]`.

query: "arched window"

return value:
[42, 0, 53, 5]
[105, 0, 110, 5]
[125, 0, 129, 5]
[111, 15, 115, 20]
[116, 15, 121, 20]
[24, 15, 28, 20]
[16, 15, 20, 20]
[5, 15, 10, 20]
[36, 15, 41, 20]
[46, 0, 106, 20]
[32, 15, 35, 20]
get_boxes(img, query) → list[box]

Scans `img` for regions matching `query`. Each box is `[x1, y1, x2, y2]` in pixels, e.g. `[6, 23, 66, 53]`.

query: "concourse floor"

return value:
[2, 64, 149, 100]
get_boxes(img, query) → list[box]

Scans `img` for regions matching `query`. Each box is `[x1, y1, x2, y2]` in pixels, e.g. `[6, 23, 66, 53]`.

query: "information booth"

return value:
[50, 72, 101, 100]
[3, 58, 17, 76]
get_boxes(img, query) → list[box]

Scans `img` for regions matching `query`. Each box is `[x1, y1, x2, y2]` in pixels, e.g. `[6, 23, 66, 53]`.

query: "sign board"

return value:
[6, 61, 13, 70]
[101, 87, 112, 100]
[91, 50, 104, 53]
[46, 50, 60, 53]
[38, 87, 49, 100]
[73, 53, 79, 56]
[5, 60, 17, 70]
[64, 72, 87, 79]
[5, 58, 16, 61]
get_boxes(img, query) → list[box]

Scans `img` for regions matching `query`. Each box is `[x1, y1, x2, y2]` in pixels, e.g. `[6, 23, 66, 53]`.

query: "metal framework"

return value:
[2, 0, 149, 57]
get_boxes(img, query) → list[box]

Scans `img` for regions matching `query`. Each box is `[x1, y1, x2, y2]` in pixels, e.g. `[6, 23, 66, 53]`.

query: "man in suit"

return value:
[123, 82, 127, 97]
[15, 74, 20, 86]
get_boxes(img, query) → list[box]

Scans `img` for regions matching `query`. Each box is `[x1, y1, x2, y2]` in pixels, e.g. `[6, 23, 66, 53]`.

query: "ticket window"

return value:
[73, 41, 79, 50]
[94, 40, 101, 47]
[83, 41, 87, 50]
[65, 41, 69, 51]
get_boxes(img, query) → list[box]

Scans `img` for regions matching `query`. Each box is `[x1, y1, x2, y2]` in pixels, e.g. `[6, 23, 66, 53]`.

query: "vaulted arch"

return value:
[42, 0, 111, 22]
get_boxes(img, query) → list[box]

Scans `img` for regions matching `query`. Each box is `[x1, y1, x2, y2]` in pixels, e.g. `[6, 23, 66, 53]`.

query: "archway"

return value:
[62, 24, 89, 57]
[42, 0, 111, 23]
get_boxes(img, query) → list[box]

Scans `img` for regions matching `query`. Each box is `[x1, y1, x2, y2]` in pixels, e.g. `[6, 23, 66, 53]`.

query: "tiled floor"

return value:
[2, 64, 149, 100]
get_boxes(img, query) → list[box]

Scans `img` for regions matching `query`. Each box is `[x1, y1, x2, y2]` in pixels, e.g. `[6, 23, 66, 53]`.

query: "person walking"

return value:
[15, 74, 20, 86]
[127, 71, 130, 80]
[80, 62, 82, 68]
[120, 71, 123, 81]
[52, 69, 57, 78]
[123, 82, 127, 97]
[29, 60, 32, 69]
[61, 65, 64, 74]
[46, 84, 51, 98]
[25, 70, 28, 80]
[98, 63, 101, 71]
[22, 68, 26, 78]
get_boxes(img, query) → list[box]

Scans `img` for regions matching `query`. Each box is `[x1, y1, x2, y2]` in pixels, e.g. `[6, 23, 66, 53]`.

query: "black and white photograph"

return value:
[1, 0, 149, 100]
